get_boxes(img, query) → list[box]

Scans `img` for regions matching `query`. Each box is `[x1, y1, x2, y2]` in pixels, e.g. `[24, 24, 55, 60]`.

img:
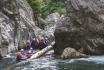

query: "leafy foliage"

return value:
[27, 0, 45, 12]
[27, 0, 65, 18]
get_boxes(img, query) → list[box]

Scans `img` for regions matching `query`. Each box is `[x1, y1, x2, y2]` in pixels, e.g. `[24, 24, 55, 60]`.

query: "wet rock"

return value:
[54, 0, 104, 58]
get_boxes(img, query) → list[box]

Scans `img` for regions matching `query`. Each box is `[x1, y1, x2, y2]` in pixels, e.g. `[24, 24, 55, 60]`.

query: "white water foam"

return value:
[68, 56, 104, 64]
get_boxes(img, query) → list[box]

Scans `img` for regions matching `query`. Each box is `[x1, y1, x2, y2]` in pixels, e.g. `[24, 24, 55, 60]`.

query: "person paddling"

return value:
[26, 48, 33, 59]
[38, 37, 46, 50]
[23, 40, 31, 50]
[31, 38, 37, 50]
[16, 49, 26, 62]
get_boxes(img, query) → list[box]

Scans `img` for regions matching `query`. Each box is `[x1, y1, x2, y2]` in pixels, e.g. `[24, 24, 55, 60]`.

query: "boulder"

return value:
[61, 47, 86, 59]
[54, 0, 104, 58]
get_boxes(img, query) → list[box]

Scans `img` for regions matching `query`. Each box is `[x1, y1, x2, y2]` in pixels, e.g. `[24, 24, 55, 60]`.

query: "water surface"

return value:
[1, 51, 104, 70]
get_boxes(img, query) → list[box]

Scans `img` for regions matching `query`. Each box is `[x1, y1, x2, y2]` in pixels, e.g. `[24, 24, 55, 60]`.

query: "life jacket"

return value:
[26, 49, 33, 59]
[16, 51, 27, 61]
[23, 42, 31, 50]
[17, 52, 22, 56]
[31, 40, 36, 49]
[16, 52, 22, 60]
[31, 40, 35, 46]
[20, 51, 24, 55]
[26, 44, 31, 50]
[26, 54, 32, 59]
[38, 40, 45, 49]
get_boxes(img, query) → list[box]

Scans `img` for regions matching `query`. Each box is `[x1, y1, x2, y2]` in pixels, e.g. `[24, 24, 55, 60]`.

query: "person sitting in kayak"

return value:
[16, 49, 26, 61]
[31, 38, 36, 50]
[26, 48, 33, 59]
[23, 40, 31, 50]
[38, 37, 46, 50]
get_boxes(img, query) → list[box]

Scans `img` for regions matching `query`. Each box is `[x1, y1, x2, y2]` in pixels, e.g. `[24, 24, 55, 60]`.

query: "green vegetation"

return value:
[27, 0, 45, 13]
[27, 0, 65, 18]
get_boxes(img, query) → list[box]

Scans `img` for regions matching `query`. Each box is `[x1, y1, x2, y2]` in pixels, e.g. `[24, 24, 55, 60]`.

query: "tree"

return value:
[41, 0, 65, 18]
[27, 0, 45, 20]
[27, 0, 66, 18]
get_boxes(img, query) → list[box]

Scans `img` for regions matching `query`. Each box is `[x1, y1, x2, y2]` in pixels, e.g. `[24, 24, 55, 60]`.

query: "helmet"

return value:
[33, 38, 35, 40]
[30, 48, 33, 50]
[41, 37, 44, 40]
[20, 49, 24, 51]
[45, 38, 48, 40]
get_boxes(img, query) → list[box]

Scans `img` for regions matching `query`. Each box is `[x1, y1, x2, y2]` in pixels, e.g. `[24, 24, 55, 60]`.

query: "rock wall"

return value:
[0, 0, 38, 57]
[54, 0, 104, 58]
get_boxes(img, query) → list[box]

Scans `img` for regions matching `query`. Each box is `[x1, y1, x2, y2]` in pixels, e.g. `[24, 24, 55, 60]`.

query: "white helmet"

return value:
[41, 37, 44, 40]
[33, 38, 35, 40]
[30, 48, 33, 50]
[20, 49, 24, 51]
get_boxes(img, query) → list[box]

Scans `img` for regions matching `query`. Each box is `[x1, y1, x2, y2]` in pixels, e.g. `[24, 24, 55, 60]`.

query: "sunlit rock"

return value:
[61, 47, 86, 59]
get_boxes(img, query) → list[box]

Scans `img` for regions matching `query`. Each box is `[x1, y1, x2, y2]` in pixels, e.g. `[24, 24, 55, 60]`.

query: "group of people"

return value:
[16, 36, 48, 61]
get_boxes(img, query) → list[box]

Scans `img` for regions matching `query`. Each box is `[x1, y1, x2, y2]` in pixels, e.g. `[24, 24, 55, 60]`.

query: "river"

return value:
[1, 50, 104, 70]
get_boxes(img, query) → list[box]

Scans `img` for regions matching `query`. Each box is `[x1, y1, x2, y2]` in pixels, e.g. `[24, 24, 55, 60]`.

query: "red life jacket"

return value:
[27, 44, 31, 49]
[16, 52, 22, 60]
[38, 40, 45, 49]
[26, 54, 32, 59]
[31, 40, 35, 46]
[23, 43, 31, 50]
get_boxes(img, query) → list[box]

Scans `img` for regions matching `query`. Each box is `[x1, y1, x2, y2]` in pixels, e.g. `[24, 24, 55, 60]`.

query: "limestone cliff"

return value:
[0, 0, 38, 58]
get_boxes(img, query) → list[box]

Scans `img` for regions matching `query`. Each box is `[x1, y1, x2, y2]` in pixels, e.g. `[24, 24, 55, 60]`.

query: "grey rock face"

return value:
[54, 0, 104, 57]
[0, 0, 36, 57]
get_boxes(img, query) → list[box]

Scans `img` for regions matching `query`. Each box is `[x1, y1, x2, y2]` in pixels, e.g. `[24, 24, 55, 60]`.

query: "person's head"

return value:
[27, 40, 30, 44]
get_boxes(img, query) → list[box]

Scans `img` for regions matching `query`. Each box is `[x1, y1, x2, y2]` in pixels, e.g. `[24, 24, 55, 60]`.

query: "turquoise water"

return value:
[1, 51, 104, 70]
